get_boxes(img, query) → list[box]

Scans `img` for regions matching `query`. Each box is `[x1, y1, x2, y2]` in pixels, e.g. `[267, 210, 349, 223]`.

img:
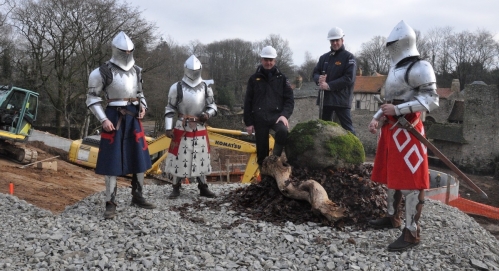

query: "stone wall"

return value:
[432, 83, 499, 174]
[424, 79, 462, 123]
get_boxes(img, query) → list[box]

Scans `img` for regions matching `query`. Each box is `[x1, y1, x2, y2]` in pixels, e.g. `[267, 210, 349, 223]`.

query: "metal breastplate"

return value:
[106, 66, 139, 100]
[384, 65, 415, 102]
[177, 84, 206, 116]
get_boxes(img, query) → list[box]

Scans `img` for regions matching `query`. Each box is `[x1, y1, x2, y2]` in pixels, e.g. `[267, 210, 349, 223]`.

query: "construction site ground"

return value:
[0, 141, 498, 240]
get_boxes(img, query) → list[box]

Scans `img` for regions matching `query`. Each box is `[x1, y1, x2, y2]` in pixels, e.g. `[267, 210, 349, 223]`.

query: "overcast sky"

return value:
[129, 0, 498, 66]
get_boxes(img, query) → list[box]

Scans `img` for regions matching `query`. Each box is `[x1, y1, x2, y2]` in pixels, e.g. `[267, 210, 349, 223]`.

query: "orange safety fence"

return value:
[448, 197, 499, 220]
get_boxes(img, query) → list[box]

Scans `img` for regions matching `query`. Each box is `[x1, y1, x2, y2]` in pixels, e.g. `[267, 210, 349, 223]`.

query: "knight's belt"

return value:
[107, 98, 139, 102]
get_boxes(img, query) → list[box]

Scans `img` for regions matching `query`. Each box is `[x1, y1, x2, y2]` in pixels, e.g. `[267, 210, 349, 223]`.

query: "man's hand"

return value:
[380, 104, 396, 116]
[137, 106, 146, 119]
[102, 119, 115, 132]
[318, 74, 327, 84]
[319, 81, 330, 91]
[368, 118, 379, 134]
[245, 125, 254, 135]
[165, 129, 174, 139]
[198, 112, 209, 122]
[318, 75, 329, 90]
[276, 116, 289, 128]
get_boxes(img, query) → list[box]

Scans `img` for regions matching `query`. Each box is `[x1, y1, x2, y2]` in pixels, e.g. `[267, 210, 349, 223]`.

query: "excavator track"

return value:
[0, 141, 38, 164]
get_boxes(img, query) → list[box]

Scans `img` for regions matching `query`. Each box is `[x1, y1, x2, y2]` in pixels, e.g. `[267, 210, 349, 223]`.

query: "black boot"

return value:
[131, 173, 156, 209]
[198, 183, 216, 198]
[104, 176, 118, 219]
[272, 143, 284, 157]
[104, 201, 117, 219]
[388, 190, 424, 251]
[131, 195, 156, 209]
[388, 227, 420, 251]
[168, 183, 181, 199]
[368, 217, 399, 229]
[369, 190, 402, 229]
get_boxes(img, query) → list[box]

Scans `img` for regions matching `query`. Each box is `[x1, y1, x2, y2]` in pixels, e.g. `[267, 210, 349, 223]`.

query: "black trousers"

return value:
[321, 106, 356, 135]
[254, 121, 288, 166]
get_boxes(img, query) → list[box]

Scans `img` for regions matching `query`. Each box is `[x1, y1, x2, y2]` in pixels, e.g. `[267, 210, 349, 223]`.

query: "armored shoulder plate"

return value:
[86, 68, 107, 122]
[406, 60, 436, 90]
[165, 83, 179, 117]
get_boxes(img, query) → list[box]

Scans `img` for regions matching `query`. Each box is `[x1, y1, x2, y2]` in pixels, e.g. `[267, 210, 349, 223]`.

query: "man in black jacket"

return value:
[244, 46, 294, 166]
[313, 26, 356, 135]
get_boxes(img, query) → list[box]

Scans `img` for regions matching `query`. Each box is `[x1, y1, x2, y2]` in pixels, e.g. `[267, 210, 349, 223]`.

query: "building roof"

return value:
[354, 75, 387, 94]
[437, 88, 453, 99]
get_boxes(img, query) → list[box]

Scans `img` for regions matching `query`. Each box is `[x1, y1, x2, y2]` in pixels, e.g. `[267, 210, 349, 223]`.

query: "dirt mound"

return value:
[0, 141, 129, 213]
[28, 140, 69, 160]
[179, 164, 388, 231]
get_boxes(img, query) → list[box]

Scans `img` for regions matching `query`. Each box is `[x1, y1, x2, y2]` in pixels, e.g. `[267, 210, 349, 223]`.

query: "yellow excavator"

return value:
[68, 126, 275, 183]
[0, 85, 39, 164]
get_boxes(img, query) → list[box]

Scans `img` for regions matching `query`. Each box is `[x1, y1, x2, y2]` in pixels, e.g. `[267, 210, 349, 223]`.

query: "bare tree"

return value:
[186, 39, 205, 56]
[10, 0, 158, 138]
[425, 26, 453, 75]
[205, 38, 256, 107]
[297, 51, 316, 82]
[357, 36, 389, 75]
[446, 30, 498, 89]
[414, 29, 432, 61]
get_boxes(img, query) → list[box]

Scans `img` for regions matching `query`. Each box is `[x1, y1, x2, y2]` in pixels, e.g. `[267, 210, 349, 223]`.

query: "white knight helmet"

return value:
[386, 20, 419, 66]
[110, 31, 135, 71]
[182, 55, 203, 87]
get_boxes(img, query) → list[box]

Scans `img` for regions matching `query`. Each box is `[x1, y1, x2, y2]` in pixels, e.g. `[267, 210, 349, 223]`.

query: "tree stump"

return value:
[261, 155, 345, 221]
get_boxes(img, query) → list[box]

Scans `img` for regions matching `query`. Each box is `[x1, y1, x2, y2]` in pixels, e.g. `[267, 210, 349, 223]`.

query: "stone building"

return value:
[351, 72, 386, 111]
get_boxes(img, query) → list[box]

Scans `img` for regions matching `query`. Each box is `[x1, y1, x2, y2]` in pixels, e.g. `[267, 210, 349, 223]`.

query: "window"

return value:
[356, 100, 361, 109]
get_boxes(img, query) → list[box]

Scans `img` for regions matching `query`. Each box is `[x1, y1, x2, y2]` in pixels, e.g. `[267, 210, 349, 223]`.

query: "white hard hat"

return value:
[260, 46, 277, 58]
[327, 27, 345, 40]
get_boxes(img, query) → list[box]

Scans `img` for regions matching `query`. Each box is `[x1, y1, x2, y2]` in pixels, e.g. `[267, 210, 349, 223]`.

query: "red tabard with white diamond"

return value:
[371, 112, 429, 190]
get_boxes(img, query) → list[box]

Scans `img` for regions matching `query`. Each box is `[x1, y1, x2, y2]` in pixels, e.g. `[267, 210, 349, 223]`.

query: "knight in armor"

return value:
[367, 21, 439, 251]
[164, 55, 217, 199]
[86, 31, 155, 219]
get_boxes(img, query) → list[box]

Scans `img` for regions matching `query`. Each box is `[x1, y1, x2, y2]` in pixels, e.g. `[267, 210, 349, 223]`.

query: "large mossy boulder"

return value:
[286, 120, 365, 169]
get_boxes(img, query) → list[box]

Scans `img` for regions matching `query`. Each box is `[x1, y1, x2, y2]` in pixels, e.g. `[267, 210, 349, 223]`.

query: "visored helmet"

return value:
[182, 55, 203, 87]
[386, 20, 420, 66]
[110, 31, 135, 71]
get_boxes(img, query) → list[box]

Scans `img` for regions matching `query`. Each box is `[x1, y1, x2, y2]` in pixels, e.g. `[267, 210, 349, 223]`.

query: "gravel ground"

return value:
[1, 183, 498, 271]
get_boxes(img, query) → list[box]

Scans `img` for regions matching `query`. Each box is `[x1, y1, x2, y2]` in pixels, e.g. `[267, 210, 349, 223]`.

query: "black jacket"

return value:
[312, 45, 356, 108]
[244, 65, 294, 126]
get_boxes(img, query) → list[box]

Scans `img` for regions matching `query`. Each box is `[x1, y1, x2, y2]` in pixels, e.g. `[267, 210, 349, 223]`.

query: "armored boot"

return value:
[272, 143, 284, 157]
[197, 176, 216, 198]
[388, 190, 424, 251]
[168, 178, 182, 199]
[369, 189, 402, 229]
[103, 176, 118, 219]
[131, 173, 156, 209]
[104, 201, 117, 219]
